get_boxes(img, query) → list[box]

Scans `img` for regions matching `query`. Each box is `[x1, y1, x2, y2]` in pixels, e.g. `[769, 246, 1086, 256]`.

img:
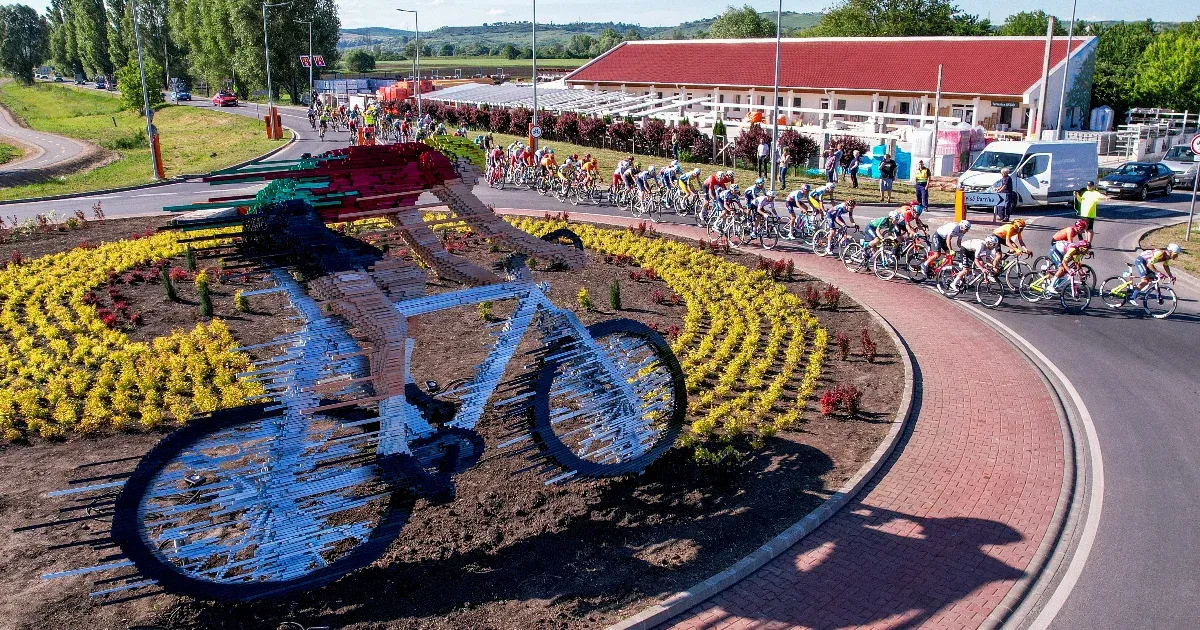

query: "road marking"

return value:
[133, 192, 178, 198]
[963, 308, 1105, 630]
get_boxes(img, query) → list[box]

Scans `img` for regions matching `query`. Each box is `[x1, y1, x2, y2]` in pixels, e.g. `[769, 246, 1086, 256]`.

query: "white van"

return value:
[958, 140, 1098, 207]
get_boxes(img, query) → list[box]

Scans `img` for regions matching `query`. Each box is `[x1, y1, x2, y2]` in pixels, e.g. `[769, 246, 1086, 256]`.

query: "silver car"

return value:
[1161, 145, 1197, 187]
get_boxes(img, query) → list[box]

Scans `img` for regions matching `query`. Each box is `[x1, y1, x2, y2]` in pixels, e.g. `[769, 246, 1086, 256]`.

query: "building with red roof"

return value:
[564, 36, 1096, 133]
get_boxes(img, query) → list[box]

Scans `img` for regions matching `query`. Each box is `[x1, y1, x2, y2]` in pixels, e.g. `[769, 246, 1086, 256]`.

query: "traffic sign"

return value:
[1191, 133, 1200, 155]
[299, 55, 311, 68]
[963, 191, 1002, 206]
[530, 126, 542, 139]
[313, 55, 326, 68]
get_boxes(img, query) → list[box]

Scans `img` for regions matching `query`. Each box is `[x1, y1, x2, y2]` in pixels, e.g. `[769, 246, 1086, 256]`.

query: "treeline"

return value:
[34, 0, 340, 102]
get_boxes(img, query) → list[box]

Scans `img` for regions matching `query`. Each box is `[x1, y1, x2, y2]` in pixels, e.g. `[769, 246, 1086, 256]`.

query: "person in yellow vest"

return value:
[914, 160, 931, 208]
[1075, 181, 1103, 242]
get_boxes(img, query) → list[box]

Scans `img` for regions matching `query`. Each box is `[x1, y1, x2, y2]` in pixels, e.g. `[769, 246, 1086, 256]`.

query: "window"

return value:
[776, 96, 783, 106]
[836, 99, 846, 110]
[819, 98, 829, 109]
[875, 101, 885, 112]
[999, 106, 1013, 126]
[718, 94, 725, 103]
[758, 96, 766, 106]
[1159, 164, 1173, 176]
[656, 92, 663, 99]
[899, 102, 911, 115]
[735, 95, 741, 104]
[792, 97, 801, 108]
[1021, 154, 1051, 178]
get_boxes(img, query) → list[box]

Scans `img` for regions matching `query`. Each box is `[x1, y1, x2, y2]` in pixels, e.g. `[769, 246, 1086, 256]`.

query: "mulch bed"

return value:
[0, 217, 903, 630]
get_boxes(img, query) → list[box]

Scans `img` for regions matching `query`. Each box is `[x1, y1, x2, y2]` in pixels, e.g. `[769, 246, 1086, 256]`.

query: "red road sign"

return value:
[299, 55, 311, 67]
[1190, 133, 1200, 155]
[313, 55, 326, 68]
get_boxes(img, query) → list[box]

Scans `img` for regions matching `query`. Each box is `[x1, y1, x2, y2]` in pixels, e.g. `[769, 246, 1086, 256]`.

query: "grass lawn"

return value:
[1141, 221, 1200, 277]
[0, 82, 284, 201]
[0, 142, 22, 165]
[484, 131, 953, 206]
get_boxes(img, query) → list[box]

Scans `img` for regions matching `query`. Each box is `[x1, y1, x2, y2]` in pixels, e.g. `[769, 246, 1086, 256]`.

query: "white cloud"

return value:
[487, 8, 506, 15]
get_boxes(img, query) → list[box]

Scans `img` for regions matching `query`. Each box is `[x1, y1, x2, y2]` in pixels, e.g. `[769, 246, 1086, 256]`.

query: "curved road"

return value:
[0, 101, 91, 175]
[2, 102, 1198, 628]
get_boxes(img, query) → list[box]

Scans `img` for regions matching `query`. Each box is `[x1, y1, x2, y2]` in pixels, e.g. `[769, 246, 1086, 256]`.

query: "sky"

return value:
[339, 0, 1198, 30]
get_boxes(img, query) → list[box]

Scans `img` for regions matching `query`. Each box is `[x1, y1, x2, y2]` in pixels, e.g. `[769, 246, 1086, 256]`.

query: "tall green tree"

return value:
[105, 0, 132, 70]
[115, 54, 163, 111]
[1135, 21, 1200, 112]
[71, 0, 112, 76]
[344, 49, 374, 72]
[997, 10, 1067, 36]
[0, 4, 50, 84]
[807, 0, 991, 37]
[1089, 20, 1156, 119]
[47, 0, 83, 77]
[708, 4, 773, 39]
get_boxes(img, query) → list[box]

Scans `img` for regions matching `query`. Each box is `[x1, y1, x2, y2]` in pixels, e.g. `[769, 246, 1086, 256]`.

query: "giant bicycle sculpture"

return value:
[28, 143, 686, 601]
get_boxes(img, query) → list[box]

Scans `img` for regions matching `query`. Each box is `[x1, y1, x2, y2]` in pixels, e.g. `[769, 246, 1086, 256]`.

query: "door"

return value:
[1156, 164, 1173, 192]
[1016, 153, 1052, 205]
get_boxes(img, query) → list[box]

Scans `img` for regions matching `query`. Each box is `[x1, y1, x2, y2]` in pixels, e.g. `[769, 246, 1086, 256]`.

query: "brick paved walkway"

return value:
[500, 210, 1067, 630]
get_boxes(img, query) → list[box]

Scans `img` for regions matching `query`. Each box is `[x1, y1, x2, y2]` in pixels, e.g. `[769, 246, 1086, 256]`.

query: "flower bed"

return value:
[0, 230, 259, 440]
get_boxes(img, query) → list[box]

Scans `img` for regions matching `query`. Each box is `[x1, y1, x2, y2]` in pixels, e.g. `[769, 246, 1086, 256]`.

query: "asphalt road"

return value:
[0, 99, 90, 175]
[2, 100, 1198, 628]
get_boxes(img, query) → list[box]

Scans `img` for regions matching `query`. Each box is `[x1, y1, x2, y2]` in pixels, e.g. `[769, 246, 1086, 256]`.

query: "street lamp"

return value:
[295, 18, 314, 99]
[1054, 0, 1078, 140]
[262, 0, 291, 129]
[129, 0, 162, 179]
[397, 9, 421, 118]
[769, 0, 782, 191]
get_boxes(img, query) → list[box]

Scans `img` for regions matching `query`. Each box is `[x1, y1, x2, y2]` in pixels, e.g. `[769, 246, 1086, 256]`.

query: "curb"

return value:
[491, 209, 918, 630]
[0, 126, 297, 207]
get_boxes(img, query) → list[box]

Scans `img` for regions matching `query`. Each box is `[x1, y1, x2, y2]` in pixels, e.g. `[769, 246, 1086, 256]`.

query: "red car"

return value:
[212, 91, 238, 107]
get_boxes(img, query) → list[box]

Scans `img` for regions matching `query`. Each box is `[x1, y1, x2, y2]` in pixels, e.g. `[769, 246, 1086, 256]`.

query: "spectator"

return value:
[879, 153, 897, 202]
[778, 147, 790, 188]
[1075, 181, 1103, 242]
[914, 160, 931, 207]
[824, 148, 839, 184]
[993, 167, 1014, 222]
[846, 150, 862, 189]
[757, 139, 770, 177]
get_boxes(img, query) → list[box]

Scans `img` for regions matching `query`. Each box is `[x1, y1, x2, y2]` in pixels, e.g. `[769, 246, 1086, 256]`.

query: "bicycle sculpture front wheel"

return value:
[532, 319, 686, 478]
[1141, 284, 1177, 319]
[111, 404, 410, 601]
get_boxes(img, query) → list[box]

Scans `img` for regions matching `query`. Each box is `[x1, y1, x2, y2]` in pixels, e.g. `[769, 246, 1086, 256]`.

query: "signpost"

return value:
[530, 126, 542, 139]
[964, 191, 1002, 206]
[1187, 133, 1200, 241]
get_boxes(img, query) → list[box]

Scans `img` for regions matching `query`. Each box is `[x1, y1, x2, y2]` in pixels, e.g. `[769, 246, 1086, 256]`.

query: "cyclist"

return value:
[540, 148, 558, 180]
[556, 156, 578, 194]
[318, 107, 329, 141]
[1129, 243, 1181, 300]
[1049, 219, 1089, 269]
[612, 156, 633, 191]
[865, 210, 901, 252]
[950, 235, 1002, 293]
[744, 177, 766, 208]
[923, 219, 971, 275]
[784, 187, 815, 238]
[993, 218, 1031, 255]
[580, 154, 598, 189]
[898, 203, 927, 238]
[750, 189, 777, 236]
[635, 165, 658, 203]
[703, 170, 726, 203]
[717, 183, 743, 220]
[808, 182, 834, 214]
[678, 168, 702, 204]
[1045, 238, 1091, 295]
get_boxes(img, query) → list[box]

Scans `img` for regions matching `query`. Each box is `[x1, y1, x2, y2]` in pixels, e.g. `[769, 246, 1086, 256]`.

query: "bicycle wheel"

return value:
[1099, 277, 1130, 309]
[936, 266, 960, 295]
[1058, 277, 1091, 313]
[1141, 284, 1177, 319]
[975, 275, 1005, 308]
[1003, 259, 1030, 292]
[811, 229, 832, 257]
[872, 248, 899, 281]
[760, 222, 781, 250]
[729, 221, 749, 248]
[1032, 256, 1053, 273]
[112, 404, 410, 601]
[841, 242, 865, 273]
[532, 318, 686, 478]
[1018, 271, 1048, 303]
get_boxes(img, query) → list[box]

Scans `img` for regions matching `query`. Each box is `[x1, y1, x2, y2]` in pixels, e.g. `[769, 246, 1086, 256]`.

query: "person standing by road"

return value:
[847, 150, 862, 189]
[914, 160, 931, 207]
[878, 153, 897, 203]
[1075, 181, 1103, 242]
[993, 167, 1015, 223]
[824, 147, 840, 184]
[757, 139, 770, 177]
[778, 147, 790, 188]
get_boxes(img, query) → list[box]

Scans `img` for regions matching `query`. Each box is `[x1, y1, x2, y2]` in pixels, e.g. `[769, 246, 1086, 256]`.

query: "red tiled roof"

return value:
[565, 37, 1092, 97]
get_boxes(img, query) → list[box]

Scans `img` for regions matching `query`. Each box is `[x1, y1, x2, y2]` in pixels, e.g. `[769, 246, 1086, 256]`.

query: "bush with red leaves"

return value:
[820, 383, 862, 417]
[836, 332, 851, 360]
[803, 285, 822, 310]
[860, 328, 877, 363]
[822, 284, 842, 310]
[168, 267, 188, 282]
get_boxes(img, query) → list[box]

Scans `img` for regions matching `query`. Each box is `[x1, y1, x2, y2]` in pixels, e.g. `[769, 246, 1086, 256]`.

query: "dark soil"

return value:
[0, 216, 903, 630]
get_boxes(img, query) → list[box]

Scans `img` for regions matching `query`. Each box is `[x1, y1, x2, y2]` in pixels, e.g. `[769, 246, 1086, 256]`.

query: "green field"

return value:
[0, 142, 22, 165]
[0, 82, 284, 200]
[1142, 222, 1200, 277]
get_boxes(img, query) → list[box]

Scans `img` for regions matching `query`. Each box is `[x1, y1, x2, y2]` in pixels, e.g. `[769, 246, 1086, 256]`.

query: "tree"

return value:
[709, 5, 773, 39]
[71, 0, 113, 76]
[48, 0, 84, 77]
[997, 11, 1067, 36]
[499, 42, 519, 59]
[1089, 20, 1157, 119]
[0, 4, 49, 84]
[1135, 21, 1200, 112]
[439, 43, 454, 57]
[566, 33, 593, 58]
[115, 55, 164, 112]
[344, 49, 375, 72]
[808, 0, 990, 37]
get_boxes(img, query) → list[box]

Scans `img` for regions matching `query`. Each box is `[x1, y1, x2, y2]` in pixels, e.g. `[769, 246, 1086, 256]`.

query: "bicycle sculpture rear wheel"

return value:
[532, 319, 686, 478]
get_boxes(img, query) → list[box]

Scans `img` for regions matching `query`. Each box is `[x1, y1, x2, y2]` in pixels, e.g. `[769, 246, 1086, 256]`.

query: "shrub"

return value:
[577, 287, 594, 311]
[488, 107, 511, 133]
[822, 284, 841, 310]
[733, 123, 770, 166]
[860, 328, 877, 363]
[115, 57, 164, 113]
[577, 115, 606, 146]
[820, 383, 862, 417]
[509, 108, 532, 135]
[836, 332, 851, 360]
[779, 129, 819, 166]
[478, 300, 494, 321]
[196, 270, 213, 318]
[608, 280, 621, 311]
[606, 121, 637, 149]
[803, 284, 822, 309]
[161, 265, 177, 302]
[185, 245, 197, 271]
[234, 290, 250, 313]
[833, 136, 871, 168]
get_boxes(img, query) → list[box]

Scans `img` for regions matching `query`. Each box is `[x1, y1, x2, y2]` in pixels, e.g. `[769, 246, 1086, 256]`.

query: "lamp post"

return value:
[295, 18, 313, 99]
[1054, 0, 1078, 140]
[129, 0, 161, 179]
[397, 9, 421, 118]
[532, 0, 538, 125]
[769, 0, 782, 192]
[262, 0, 291, 130]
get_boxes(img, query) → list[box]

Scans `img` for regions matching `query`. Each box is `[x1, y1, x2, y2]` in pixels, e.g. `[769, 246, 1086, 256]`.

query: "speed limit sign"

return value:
[1191, 133, 1200, 155]
[530, 126, 542, 139]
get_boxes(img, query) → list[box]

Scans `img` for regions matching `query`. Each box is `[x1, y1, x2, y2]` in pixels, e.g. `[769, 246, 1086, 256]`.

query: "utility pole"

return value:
[531, 0, 538, 151]
[397, 9, 421, 118]
[930, 64, 943, 177]
[1034, 17, 1055, 140]
[769, 0, 782, 191]
[262, 1, 290, 139]
[1054, 0, 1077, 139]
[130, 0, 162, 179]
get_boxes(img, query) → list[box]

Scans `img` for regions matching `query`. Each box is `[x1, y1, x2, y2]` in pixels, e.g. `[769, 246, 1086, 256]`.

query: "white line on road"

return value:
[133, 192, 178, 198]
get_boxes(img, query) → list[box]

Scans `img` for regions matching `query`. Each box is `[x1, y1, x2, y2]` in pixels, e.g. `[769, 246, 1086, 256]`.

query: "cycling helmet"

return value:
[647, 165, 658, 175]
[801, 184, 811, 193]
[888, 210, 902, 221]
[584, 153, 591, 159]
[1012, 219, 1026, 229]
[755, 177, 765, 186]
[690, 168, 701, 176]
[571, 153, 579, 161]
[1074, 219, 1088, 231]
[913, 204, 926, 216]
[730, 184, 741, 192]
[547, 148, 555, 154]
[766, 189, 776, 198]
[958, 220, 972, 232]
[670, 160, 679, 168]
[627, 155, 635, 162]
[846, 200, 857, 207]
[825, 183, 836, 191]
[1167, 243, 1182, 255]
[985, 235, 1000, 247]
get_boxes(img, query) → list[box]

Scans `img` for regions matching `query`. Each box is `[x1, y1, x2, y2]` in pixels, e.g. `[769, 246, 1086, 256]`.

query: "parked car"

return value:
[1098, 162, 1175, 200]
[53, 74, 64, 82]
[958, 140, 1099, 207]
[212, 91, 238, 107]
[94, 78, 107, 89]
[1160, 145, 1198, 188]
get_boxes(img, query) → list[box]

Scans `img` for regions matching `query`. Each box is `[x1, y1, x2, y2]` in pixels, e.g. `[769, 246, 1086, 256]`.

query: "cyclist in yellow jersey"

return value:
[992, 219, 1031, 254]
[1130, 243, 1180, 299]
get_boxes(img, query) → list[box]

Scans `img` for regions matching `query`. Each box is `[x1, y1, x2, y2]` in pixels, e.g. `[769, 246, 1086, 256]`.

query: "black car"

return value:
[1098, 162, 1175, 201]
